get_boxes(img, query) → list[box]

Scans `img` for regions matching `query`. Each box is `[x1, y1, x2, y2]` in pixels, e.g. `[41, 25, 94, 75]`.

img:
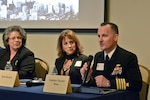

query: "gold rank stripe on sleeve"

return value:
[116, 77, 119, 90]
[122, 78, 125, 90]
[116, 78, 129, 90]
[123, 78, 126, 90]
[119, 78, 122, 90]
[121, 78, 125, 90]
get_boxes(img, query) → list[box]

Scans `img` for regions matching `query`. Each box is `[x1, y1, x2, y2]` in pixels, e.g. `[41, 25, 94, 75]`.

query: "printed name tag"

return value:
[43, 75, 72, 94]
[74, 61, 82, 67]
[96, 63, 104, 71]
[0, 70, 20, 87]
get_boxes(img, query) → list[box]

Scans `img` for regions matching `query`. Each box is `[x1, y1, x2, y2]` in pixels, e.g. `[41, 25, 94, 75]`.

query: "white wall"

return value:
[109, 0, 150, 68]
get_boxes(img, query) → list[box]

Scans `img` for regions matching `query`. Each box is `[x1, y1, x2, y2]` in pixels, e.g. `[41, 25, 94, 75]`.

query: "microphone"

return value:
[82, 55, 93, 84]
[26, 80, 44, 87]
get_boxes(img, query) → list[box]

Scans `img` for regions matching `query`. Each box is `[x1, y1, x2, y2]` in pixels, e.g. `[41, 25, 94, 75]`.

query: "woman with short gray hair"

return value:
[0, 25, 35, 79]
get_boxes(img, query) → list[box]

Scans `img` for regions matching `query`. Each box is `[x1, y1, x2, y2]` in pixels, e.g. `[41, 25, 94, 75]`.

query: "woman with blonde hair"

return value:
[55, 29, 88, 84]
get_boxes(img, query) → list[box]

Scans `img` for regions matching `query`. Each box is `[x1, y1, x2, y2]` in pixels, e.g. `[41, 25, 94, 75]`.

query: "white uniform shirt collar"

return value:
[104, 47, 117, 60]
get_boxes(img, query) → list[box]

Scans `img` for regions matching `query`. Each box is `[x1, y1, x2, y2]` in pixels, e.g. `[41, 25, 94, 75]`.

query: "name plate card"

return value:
[0, 70, 20, 87]
[43, 75, 72, 94]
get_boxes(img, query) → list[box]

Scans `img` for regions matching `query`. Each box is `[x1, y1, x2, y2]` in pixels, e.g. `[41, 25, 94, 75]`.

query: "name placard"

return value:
[43, 75, 72, 94]
[0, 70, 20, 87]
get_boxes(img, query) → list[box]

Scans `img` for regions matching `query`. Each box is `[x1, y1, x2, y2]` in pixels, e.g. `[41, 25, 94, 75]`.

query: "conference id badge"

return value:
[74, 61, 82, 67]
[96, 63, 104, 71]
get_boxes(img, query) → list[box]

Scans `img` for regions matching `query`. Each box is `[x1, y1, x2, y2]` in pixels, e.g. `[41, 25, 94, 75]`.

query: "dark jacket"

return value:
[0, 47, 3, 50]
[55, 53, 88, 84]
[0, 46, 35, 79]
[92, 46, 142, 91]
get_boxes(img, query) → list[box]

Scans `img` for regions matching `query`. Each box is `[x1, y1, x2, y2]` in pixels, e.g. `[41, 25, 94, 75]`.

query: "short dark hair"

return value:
[100, 22, 119, 34]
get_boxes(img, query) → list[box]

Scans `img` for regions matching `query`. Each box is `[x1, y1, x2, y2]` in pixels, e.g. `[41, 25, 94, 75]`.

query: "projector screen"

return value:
[0, 0, 106, 29]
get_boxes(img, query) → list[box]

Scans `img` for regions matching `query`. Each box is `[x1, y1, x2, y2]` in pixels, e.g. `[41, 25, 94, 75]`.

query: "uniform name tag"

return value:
[96, 63, 104, 71]
[74, 61, 82, 67]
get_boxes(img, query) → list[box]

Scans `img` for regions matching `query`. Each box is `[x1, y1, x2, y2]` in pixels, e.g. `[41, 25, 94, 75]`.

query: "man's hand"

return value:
[80, 62, 92, 82]
[95, 75, 110, 87]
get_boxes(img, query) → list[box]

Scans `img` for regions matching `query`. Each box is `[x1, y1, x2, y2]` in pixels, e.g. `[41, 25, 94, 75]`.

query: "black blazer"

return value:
[55, 54, 88, 84]
[92, 46, 142, 91]
[0, 46, 35, 79]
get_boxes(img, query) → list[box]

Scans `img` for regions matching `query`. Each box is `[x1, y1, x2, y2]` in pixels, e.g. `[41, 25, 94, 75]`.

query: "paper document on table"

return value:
[80, 86, 117, 94]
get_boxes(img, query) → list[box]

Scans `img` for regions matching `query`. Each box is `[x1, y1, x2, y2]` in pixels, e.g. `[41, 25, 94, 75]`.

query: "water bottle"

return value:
[49, 66, 58, 75]
[4, 61, 13, 71]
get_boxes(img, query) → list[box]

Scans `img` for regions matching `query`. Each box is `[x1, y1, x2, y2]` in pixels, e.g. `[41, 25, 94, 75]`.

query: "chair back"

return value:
[35, 58, 49, 80]
[139, 64, 150, 100]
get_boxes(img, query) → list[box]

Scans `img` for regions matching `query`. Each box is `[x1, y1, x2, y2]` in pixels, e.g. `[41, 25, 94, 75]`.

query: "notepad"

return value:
[71, 84, 117, 94]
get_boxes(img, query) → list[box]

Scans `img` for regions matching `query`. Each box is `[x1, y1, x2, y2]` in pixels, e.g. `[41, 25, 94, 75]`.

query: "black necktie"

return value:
[106, 55, 109, 61]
